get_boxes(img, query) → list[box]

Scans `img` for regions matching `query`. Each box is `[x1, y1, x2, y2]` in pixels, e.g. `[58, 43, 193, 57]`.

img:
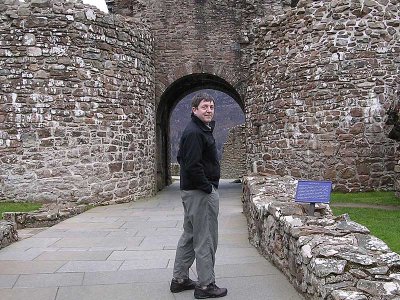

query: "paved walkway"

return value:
[0, 179, 303, 300]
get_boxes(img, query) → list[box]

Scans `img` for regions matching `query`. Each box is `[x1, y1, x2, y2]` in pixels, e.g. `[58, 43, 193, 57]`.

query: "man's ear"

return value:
[192, 107, 197, 114]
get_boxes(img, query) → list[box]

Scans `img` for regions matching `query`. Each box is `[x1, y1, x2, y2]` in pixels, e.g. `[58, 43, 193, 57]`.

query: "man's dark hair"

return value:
[191, 92, 215, 108]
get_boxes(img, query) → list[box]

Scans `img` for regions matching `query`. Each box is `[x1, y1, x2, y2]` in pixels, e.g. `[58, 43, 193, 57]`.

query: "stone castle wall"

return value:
[243, 175, 400, 300]
[245, 0, 400, 192]
[110, 0, 291, 189]
[1, 0, 400, 203]
[220, 124, 247, 179]
[112, 0, 290, 102]
[0, 0, 156, 204]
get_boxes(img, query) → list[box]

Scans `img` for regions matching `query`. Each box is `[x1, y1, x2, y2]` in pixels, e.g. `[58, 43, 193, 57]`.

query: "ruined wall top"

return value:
[0, 0, 151, 28]
[111, 0, 292, 18]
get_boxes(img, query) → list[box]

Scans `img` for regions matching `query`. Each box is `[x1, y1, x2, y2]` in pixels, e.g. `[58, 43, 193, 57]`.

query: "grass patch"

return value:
[331, 191, 400, 206]
[0, 202, 42, 219]
[332, 207, 400, 254]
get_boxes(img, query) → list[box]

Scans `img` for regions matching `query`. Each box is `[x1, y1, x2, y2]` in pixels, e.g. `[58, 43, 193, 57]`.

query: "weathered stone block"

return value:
[22, 33, 36, 45]
[26, 47, 42, 56]
[330, 289, 368, 300]
[30, 0, 50, 8]
[357, 279, 400, 297]
[0, 220, 18, 249]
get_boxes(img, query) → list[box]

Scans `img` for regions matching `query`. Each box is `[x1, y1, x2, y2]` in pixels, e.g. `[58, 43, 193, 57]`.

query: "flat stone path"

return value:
[0, 179, 303, 300]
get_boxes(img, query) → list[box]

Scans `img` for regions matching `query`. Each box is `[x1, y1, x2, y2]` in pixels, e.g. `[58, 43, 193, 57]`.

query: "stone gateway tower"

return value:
[110, 0, 269, 189]
[0, 0, 156, 203]
[111, 0, 400, 192]
[0, 0, 399, 204]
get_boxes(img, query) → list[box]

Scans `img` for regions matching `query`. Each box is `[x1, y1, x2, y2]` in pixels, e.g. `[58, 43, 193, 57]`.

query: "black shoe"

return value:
[170, 278, 197, 293]
[194, 282, 228, 299]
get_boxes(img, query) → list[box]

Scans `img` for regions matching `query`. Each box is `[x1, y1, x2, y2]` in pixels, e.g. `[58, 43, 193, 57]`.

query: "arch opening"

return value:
[156, 73, 244, 191]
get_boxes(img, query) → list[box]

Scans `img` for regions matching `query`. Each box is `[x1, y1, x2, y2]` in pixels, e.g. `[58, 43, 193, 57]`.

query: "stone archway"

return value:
[156, 73, 244, 191]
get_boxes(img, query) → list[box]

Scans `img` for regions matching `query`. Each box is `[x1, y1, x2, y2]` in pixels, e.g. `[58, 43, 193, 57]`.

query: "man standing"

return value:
[170, 92, 227, 299]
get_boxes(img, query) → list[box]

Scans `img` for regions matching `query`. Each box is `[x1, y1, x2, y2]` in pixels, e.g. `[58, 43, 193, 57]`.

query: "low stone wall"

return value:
[2, 203, 90, 229]
[0, 220, 18, 249]
[242, 175, 400, 300]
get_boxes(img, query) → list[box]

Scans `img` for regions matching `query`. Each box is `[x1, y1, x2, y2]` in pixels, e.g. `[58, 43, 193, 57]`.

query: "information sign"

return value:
[295, 180, 332, 204]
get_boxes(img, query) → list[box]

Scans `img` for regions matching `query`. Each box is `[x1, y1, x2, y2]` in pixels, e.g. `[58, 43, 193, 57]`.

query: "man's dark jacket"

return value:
[177, 113, 220, 194]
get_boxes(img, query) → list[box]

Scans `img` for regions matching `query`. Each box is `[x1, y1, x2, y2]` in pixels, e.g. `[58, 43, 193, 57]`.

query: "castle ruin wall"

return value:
[112, 0, 290, 103]
[0, 0, 156, 204]
[243, 175, 400, 300]
[245, 0, 400, 192]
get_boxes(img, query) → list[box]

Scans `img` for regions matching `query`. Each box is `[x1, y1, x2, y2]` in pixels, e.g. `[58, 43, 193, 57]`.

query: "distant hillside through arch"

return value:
[170, 89, 245, 163]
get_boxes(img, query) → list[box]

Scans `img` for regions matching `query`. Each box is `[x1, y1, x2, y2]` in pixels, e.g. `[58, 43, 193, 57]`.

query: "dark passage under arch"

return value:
[156, 73, 244, 191]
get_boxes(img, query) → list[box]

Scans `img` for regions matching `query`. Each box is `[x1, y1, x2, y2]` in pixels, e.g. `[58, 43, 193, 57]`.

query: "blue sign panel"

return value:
[295, 180, 332, 203]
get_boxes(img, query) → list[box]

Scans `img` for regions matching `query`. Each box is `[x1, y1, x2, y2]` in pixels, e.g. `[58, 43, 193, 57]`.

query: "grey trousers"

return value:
[172, 187, 219, 286]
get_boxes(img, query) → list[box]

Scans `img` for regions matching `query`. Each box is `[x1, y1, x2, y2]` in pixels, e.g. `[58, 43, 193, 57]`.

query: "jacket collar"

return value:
[191, 113, 215, 132]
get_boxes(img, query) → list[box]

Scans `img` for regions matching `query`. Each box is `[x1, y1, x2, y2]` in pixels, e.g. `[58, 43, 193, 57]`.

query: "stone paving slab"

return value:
[0, 287, 58, 300]
[104, 229, 141, 237]
[61, 216, 122, 224]
[210, 276, 302, 300]
[82, 269, 172, 285]
[107, 249, 176, 260]
[218, 233, 252, 246]
[109, 216, 150, 222]
[168, 255, 269, 268]
[0, 248, 45, 261]
[119, 258, 170, 269]
[0, 237, 60, 250]
[14, 273, 84, 288]
[56, 283, 175, 300]
[215, 262, 281, 278]
[0, 275, 18, 288]
[0, 179, 303, 300]
[52, 222, 123, 230]
[121, 219, 179, 229]
[35, 250, 112, 261]
[56, 261, 123, 273]
[216, 246, 260, 258]
[133, 235, 180, 249]
[0, 261, 66, 275]
[33, 229, 112, 238]
[50, 236, 144, 248]
[134, 227, 183, 237]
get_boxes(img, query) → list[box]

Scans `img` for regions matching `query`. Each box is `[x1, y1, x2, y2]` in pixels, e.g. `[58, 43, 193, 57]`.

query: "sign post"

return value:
[295, 180, 332, 216]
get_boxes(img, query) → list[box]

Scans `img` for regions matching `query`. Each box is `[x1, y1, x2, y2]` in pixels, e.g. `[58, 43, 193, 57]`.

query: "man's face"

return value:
[193, 99, 215, 124]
